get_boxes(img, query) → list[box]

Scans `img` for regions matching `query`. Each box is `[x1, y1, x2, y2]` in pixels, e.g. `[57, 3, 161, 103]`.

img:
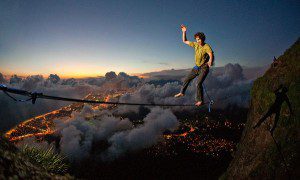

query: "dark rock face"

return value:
[222, 39, 300, 179]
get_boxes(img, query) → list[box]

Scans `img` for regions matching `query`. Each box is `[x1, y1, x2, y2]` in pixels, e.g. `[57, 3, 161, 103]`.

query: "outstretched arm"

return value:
[181, 25, 190, 45]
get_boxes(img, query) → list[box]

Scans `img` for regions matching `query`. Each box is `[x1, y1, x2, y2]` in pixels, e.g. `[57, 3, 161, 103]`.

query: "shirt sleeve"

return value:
[188, 42, 196, 48]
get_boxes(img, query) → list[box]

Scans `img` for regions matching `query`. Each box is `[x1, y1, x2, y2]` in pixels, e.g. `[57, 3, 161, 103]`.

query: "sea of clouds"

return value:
[5, 63, 262, 161]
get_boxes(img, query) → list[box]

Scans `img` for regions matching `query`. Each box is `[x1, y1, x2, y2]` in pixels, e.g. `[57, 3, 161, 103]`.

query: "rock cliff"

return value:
[223, 39, 300, 179]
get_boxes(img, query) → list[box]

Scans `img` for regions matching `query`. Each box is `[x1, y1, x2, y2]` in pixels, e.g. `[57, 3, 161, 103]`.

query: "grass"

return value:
[20, 144, 69, 175]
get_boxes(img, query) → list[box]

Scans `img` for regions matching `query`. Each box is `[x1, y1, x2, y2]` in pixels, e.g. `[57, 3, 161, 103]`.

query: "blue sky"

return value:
[0, 0, 299, 77]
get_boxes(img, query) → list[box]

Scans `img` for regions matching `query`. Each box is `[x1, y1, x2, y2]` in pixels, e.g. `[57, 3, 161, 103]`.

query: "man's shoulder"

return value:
[205, 43, 213, 49]
[204, 43, 213, 53]
[188, 41, 196, 47]
[204, 43, 211, 48]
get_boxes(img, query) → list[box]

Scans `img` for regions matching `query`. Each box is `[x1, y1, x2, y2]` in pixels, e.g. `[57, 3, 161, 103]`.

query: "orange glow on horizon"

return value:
[0, 66, 171, 79]
[1, 72, 104, 79]
[1, 70, 155, 79]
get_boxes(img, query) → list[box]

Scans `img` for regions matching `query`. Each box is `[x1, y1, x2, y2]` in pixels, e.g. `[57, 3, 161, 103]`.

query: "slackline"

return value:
[0, 84, 213, 107]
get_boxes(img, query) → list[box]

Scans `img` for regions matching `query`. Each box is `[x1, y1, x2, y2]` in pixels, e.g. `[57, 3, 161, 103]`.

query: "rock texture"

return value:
[222, 39, 300, 179]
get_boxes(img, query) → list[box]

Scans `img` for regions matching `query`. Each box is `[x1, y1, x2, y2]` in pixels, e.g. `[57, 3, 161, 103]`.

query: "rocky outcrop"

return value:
[222, 39, 300, 179]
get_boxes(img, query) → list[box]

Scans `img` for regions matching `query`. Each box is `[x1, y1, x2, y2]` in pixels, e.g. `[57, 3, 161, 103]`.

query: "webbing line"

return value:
[0, 84, 205, 107]
[0, 84, 247, 108]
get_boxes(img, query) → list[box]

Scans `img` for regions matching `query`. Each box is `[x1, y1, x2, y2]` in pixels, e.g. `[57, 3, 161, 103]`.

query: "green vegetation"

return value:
[0, 135, 73, 179]
[250, 39, 300, 178]
[223, 38, 300, 179]
[20, 145, 69, 175]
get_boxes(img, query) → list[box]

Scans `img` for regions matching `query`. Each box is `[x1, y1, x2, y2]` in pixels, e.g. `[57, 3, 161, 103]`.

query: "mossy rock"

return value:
[222, 38, 300, 179]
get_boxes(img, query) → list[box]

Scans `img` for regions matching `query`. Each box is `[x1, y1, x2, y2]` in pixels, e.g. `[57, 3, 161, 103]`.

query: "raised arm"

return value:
[181, 25, 190, 45]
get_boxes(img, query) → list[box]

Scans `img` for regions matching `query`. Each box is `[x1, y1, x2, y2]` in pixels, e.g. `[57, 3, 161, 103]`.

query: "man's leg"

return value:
[175, 68, 198, 97]
[195, 64, 209, 105]
[253, 106, 276, 129]
[270, 111, 280, 134]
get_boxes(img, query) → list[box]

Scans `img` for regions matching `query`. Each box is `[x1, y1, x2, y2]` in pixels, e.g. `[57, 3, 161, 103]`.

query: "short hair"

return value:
[194, 32, 206, 42]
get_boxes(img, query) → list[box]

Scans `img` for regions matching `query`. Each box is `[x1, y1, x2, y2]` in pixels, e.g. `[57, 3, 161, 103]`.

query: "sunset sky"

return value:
[0, 0, 299, 78]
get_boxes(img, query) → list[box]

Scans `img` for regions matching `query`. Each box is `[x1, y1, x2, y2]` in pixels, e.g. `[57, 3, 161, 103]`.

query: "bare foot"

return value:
[195, 101, 203, 106]
[174, 93, 184, 98]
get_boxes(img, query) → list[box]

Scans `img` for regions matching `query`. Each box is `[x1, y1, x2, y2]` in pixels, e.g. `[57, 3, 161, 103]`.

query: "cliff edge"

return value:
[223, 39, 300, 179]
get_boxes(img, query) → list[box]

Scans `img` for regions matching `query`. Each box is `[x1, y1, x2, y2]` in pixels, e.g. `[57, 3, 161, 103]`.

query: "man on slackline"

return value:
[175, 25, 214, 106]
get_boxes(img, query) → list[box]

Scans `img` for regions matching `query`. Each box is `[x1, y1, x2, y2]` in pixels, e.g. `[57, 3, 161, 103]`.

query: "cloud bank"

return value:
[54, 105, 178, 161]
[0, 72, 143, 131]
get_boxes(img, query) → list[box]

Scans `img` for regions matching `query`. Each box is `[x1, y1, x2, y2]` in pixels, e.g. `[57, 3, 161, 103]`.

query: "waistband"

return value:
[193, 63, 208, 70]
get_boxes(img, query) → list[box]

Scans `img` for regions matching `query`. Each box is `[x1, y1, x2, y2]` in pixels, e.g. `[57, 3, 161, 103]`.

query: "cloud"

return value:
[118, 72, 130, 78]
[105, 71, 117, 80]
[46, 74, 61, 84]
[53, 105, 178, 161]
[158, 62, 169, 66]
[115, 82, 187, 114]
[0, 62, 250, 132]
[11, 63, 254, 162]
[216, 63, 245, 87]
[113, 63, 252, 114]
[61, 78, 79, 86]
[54, 104, 133, 161]
[9, 74, 22, 84]
[7, 63, 264, 163]
[60, 125, 86, 161]
[102, 107, 178, 161]
[0, 71, 143, 131]
[22, 75, 44, 91]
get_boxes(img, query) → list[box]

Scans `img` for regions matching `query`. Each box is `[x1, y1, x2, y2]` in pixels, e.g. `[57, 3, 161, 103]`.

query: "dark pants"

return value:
[180, 63, 209, 102]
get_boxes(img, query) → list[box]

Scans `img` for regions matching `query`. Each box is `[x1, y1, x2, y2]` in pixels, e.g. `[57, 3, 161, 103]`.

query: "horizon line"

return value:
[0, 63, 270, 79]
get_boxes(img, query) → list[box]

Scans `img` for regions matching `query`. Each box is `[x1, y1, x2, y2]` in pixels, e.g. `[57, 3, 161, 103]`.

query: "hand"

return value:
[207, 61, 212, 67]
[181, 24, 187, 32]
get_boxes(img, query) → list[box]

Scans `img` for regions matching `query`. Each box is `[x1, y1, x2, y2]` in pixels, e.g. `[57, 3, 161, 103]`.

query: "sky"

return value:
[0, 0, 299, 78]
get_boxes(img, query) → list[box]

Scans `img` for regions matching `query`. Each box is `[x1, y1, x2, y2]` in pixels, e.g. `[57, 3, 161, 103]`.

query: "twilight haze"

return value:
[0, 0, 299, 78]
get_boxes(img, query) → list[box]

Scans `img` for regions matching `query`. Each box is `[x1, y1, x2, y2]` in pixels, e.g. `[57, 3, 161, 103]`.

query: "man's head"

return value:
[194, 32, 206, 44]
